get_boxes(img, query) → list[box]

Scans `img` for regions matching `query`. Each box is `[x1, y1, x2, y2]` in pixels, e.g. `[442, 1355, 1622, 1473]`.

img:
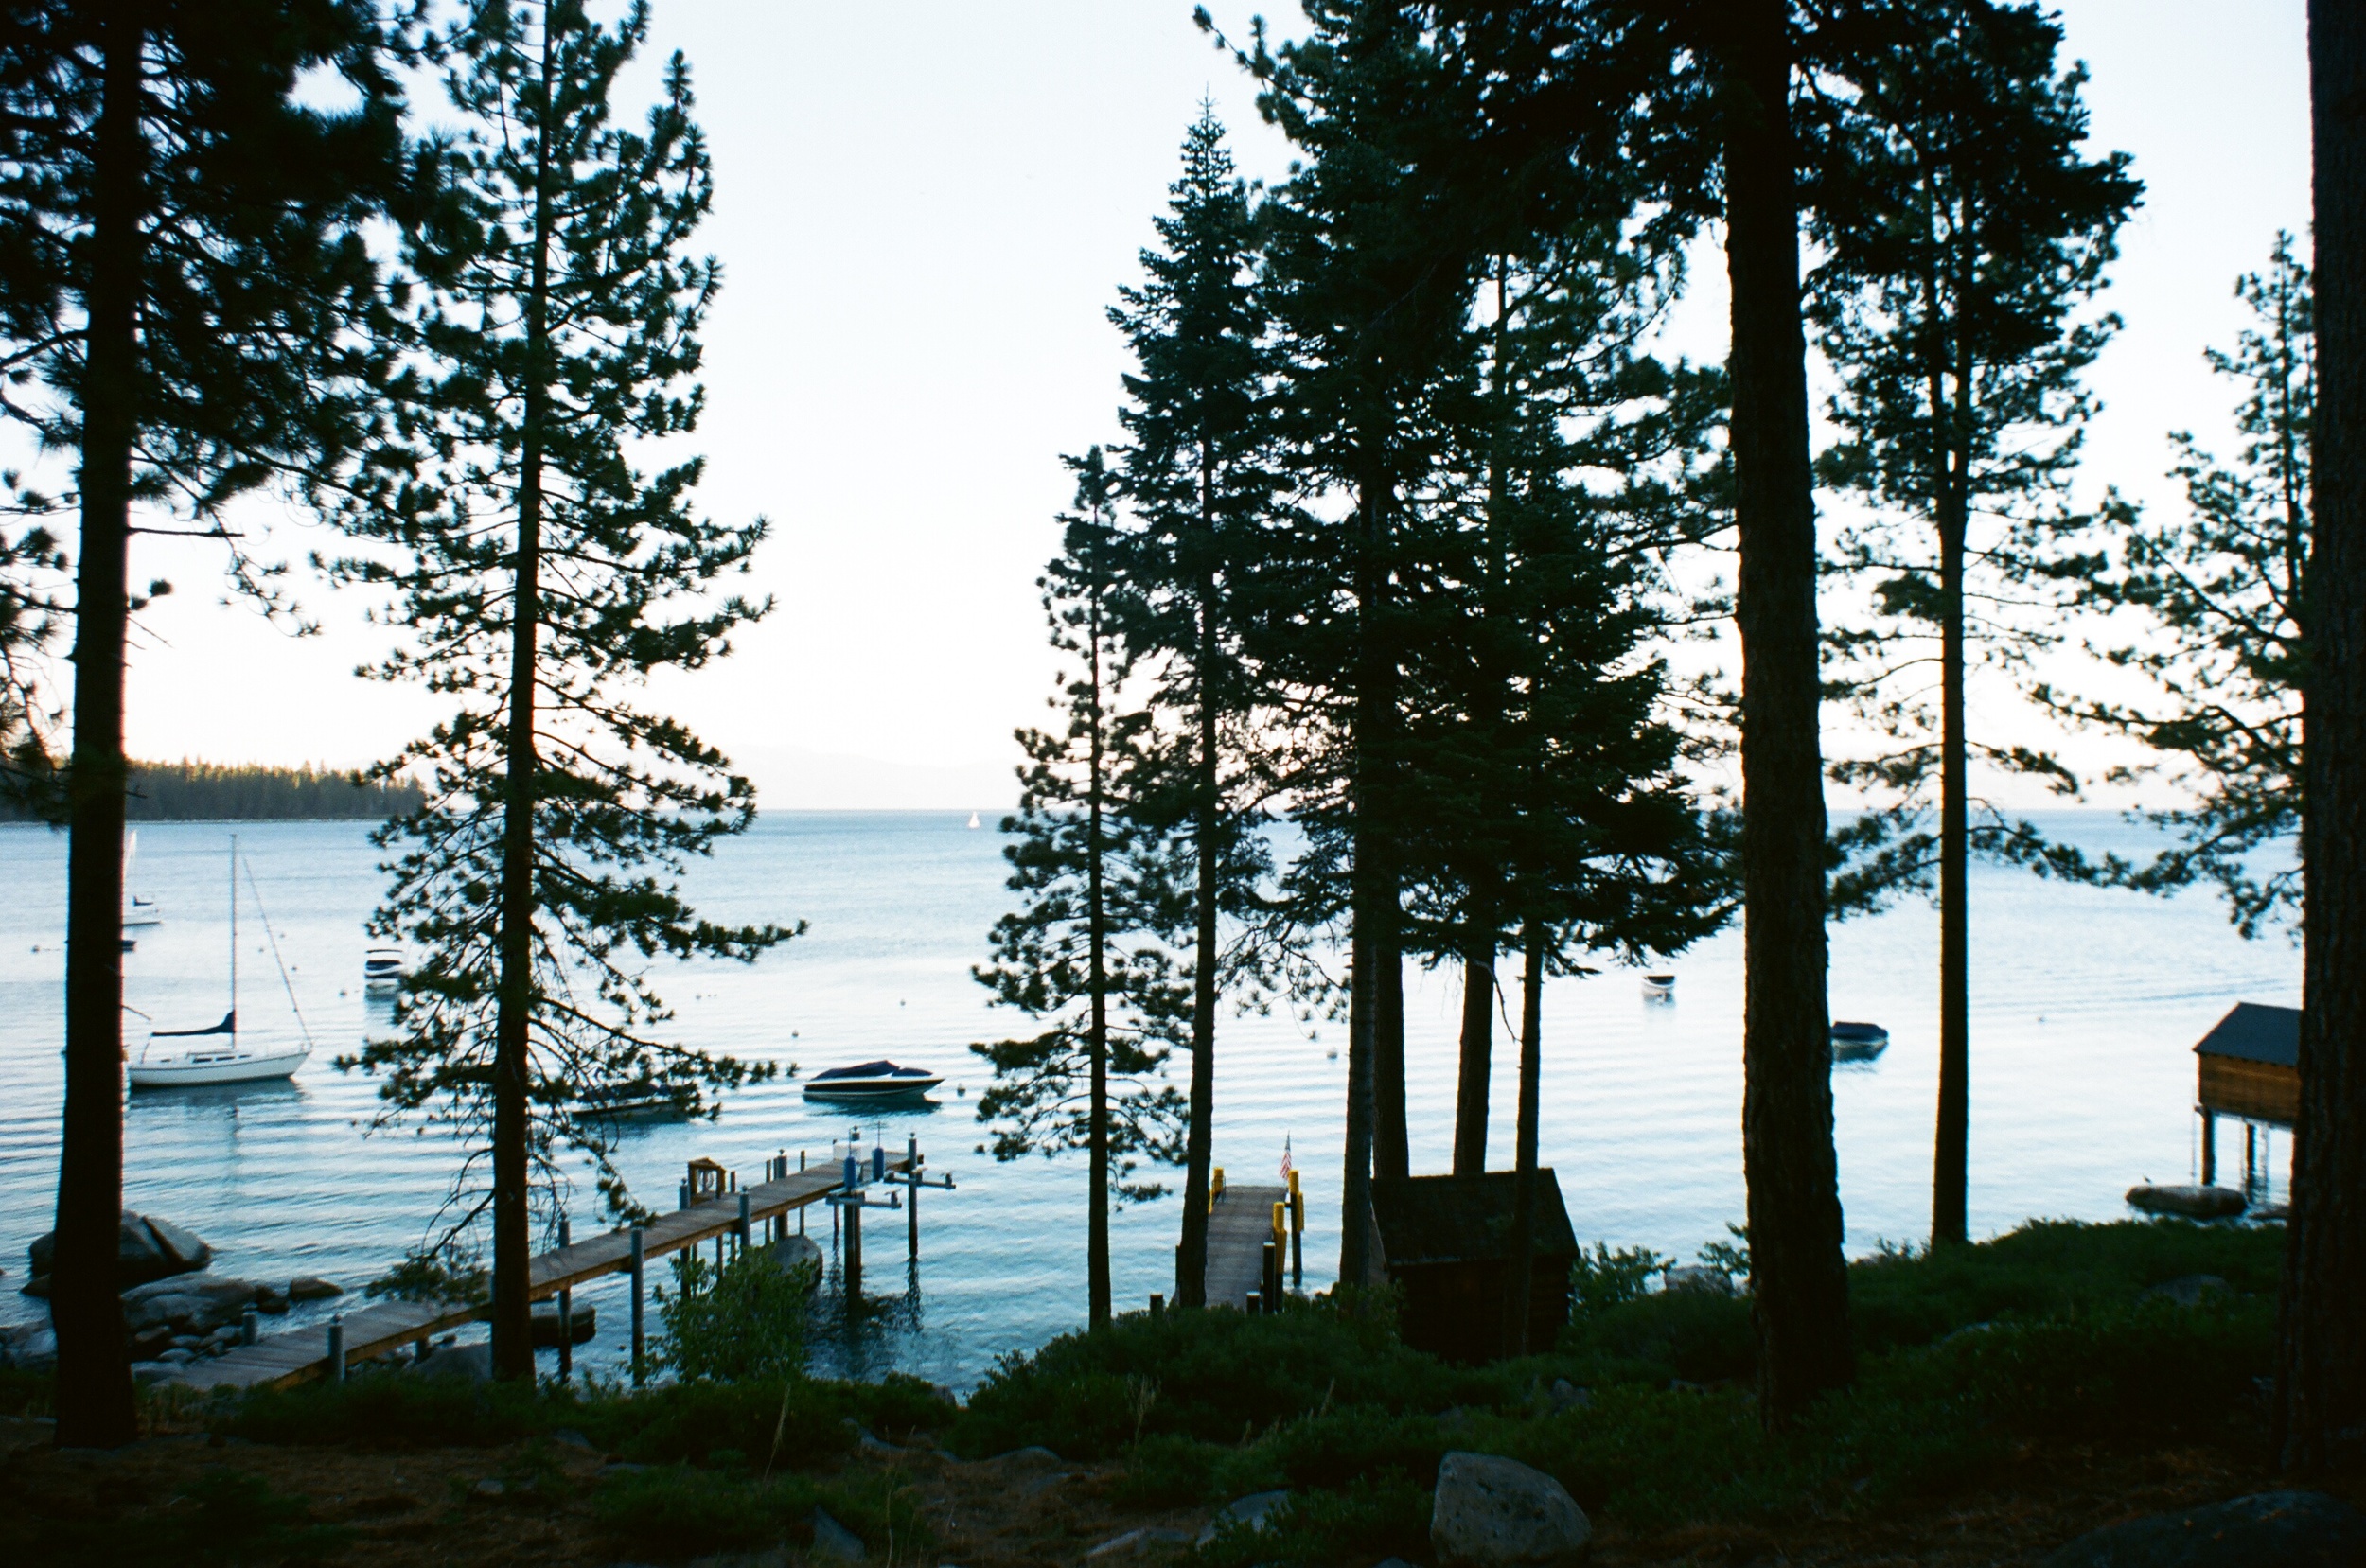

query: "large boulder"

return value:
[0, 1323, 56, 1372]
[2126, 1185, 2246, 1220]
[26, 1213, 212, 1292]
[410, 1341, 493, 1382]
[530, 1302, 596, 1347]
[119, 1275, 265, 1339]
[1431, 1452, 1592, 1567]
[2042, 1490, 2366, 1567]
[1195, 1489, 1293, 1547]
[758, 1234, 824, 1292]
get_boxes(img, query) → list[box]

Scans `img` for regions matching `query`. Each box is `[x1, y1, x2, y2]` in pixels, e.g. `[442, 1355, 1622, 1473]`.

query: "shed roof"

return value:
[2194, 1002, 2300, 1067]
[1371, 1172, 1577, 1268]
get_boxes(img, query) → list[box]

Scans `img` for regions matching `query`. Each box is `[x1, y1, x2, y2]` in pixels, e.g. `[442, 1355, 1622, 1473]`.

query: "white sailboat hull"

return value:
[129, 1047, 309, 1088]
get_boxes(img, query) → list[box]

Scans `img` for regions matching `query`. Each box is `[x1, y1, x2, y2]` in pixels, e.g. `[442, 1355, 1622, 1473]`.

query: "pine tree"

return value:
[2032, 236, 2309, 937]
[975, 450, 1190, 1330]
[1805, 0, 2140, 1248]
[1700, 0, 1855, 1422]
[1243, 2, 1485, 1285]
[2278, 0, 2366, 1473]
[0, 0, 403, 1447]
[1104, 107, 1275, 1309]
[331, 0, 788, 1383]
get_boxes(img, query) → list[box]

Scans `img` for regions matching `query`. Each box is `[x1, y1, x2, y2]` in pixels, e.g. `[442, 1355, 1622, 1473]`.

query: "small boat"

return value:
[130, 836, 312, 1089]
[121, 832, 161, 927]
[1831, 1020, 1889, 1061]
[966, 811, 981, 829]
[362, 947, 405, 990]
[802, 1060, 944, 1101]
[1642, 972, 1676, 1001]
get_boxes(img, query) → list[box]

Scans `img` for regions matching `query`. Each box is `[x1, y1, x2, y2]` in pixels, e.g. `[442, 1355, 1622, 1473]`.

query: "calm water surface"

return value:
[0, 811, 2296, 1389]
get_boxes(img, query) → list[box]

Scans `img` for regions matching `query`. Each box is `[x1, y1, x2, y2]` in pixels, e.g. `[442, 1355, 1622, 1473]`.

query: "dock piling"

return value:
[557, 1218, 573, 1380]
[2201, 1110, 2217, 1185]
[629, 1227, 646, 1386]
[327, 1315, 345, 1383]
[240, 1307, 258, 1348]
[737, 1191, 751, 1256]
[908, 1133, 921, 1259]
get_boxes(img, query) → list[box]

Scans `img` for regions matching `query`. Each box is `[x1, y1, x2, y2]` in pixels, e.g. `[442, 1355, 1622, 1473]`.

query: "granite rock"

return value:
[1432, 1452, 1592, 1567]
[2041, 1489, 2366, 1567]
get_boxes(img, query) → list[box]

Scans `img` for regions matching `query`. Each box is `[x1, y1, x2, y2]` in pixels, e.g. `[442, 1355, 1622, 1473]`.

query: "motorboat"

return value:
[1831, 1020, 1890, 1061]
[802, 1060, 944, 1101]
[129, 836, 312, 1089]
[1641, 972, 1677, 1002]
[362, 947, 405, 990]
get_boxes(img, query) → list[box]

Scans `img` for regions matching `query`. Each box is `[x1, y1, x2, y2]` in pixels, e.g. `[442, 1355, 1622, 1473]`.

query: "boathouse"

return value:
[1371, 1172, 1577, 1363]
[2194, 1001, 2298, 1191]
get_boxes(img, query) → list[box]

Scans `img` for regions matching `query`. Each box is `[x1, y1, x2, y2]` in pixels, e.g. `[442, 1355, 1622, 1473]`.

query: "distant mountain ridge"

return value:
[0, 760, 423, 822]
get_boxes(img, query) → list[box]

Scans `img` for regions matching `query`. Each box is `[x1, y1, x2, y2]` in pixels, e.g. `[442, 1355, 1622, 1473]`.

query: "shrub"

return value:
[1568, 1244, 1669, 1319]
[223, 1369, 552, 1450]
[652, 1249, 816, 1383]
[1559, 1285, 1756, 1385]
[594, 1464, 821, 1559]
[366, 1244, 490, 1306]
[949, 1295, 1502, 1461]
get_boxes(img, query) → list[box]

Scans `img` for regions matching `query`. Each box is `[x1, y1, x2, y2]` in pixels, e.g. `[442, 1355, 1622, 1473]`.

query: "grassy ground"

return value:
[0, 1220, 2330, 1567]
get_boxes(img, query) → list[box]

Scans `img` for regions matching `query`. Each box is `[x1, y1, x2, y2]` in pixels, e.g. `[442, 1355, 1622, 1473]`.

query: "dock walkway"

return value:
[173, 1154, 910, 1394]
[1202, 1184, 1287, 1310]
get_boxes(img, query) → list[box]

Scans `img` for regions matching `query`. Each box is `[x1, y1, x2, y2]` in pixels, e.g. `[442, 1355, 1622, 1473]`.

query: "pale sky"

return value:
[107, 1, 2310, 811]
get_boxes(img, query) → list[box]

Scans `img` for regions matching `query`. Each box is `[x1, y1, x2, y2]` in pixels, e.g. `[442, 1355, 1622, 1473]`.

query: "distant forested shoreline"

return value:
[0, 761, 422, 823]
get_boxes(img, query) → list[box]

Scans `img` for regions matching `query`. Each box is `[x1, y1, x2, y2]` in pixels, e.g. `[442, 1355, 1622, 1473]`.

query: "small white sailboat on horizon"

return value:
[128, 836, 312, 1089]
[966, 810, 981, 829]
[120, 830, 161, 928]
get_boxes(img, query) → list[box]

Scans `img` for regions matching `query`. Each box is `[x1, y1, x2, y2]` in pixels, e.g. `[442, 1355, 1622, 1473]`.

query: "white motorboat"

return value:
[1641, 972, 1676, 1001]
[802, 1059, 944, 1101]
[129, 836, 312, 1089]
[362, 947, 405, 990]
[121, 831, 161, 927]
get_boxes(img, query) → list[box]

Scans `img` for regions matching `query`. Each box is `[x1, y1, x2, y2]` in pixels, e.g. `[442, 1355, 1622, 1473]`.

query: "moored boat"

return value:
[802, 1060, 944, 1101]
[1831, 1020, 1889, 1060]
[1641, 972, 1676, 1001]
[129, 836, 312, 1089]
[362, 947, 405, 989]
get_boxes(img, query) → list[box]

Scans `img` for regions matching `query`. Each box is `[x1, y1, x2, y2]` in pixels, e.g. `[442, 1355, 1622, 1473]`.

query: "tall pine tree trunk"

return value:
[1718, 0, 1853, 1424]
[490, 32, 558, 1382]
[52, 12, 146, 1448]
[1339, 471, 1387, 1290]
[1376, 919, 1408, 1180]
[1454, 868, 1497, 1176]
[1933, 475, 1969, 1247]
[2277, 0, 2366, 1471]
[1177, 452, 1219, 1309]
[1505, 913, 1544, 1357]
[1086, 552, 1112, 1330]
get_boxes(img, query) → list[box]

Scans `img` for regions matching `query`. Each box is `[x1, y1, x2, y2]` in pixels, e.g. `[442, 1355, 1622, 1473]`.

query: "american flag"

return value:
[1280, 1135, 1293, 1180]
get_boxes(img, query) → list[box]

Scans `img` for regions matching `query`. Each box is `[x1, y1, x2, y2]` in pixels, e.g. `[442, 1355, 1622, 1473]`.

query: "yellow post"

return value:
[1211, 1167, 1226, 1209]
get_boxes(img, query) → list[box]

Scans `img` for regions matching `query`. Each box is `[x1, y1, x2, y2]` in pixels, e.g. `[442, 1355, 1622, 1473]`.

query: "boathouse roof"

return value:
[2194, 1002, 2300, 1068]
[1371, 1172, 1578, 1268]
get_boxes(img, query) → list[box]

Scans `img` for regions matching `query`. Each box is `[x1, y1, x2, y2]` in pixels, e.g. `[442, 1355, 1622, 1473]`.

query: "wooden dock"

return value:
[1201, 1184, 1288, 1310]
[168, 1153, 913, 1394]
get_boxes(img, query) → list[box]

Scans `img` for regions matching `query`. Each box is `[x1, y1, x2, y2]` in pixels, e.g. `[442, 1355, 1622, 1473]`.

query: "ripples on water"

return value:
[0, 811, 2297, 1389]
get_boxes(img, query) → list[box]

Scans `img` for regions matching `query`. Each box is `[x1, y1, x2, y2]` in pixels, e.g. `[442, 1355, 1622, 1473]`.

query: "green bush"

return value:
[1559, 1284, 1756, 1385]
[652, 1248, 816, 1383]
[1195, 1476, 1431, 1568]
[224, 1369, 552, 1450]
[1568, 1244, 1669, 1319]
[594, 1464, 822, 1559]
[949, 1295, 1502, 1461]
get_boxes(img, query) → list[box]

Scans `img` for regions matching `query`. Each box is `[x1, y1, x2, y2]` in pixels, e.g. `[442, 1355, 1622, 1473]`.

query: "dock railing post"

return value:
[240, 1306, 258, 1348]
[2201, 1109, 2217, 1186]
[1288, 1171, 1304, 1287]
[557, 1218, 574, 1380]
[907, 1134, 921, 1260]
[327, 1314, 345, 1383]
[737, 1191, 751, 1258]
[629, 1227, 646, 1386]
[800, 1150, 808, 1237]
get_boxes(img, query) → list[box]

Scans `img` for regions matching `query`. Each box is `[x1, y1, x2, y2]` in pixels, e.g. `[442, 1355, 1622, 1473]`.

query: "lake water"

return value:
[0, 811, 2298, 1390]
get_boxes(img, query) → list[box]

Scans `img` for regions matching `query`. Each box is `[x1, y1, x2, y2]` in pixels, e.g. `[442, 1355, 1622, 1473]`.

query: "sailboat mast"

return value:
[229, 833, 238, 1022]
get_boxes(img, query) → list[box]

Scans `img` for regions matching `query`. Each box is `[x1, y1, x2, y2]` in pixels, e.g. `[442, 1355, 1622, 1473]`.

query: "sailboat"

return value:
[966, 811, 980, 830]
[128, 837, 312, 1089]
[120, 831, 162, 928]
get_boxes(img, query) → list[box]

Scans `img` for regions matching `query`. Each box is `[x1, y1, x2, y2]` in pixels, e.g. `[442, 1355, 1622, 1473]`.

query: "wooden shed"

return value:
[1371, 1172, 1578, 1363]
[2194, 1002, 2298, 1190]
